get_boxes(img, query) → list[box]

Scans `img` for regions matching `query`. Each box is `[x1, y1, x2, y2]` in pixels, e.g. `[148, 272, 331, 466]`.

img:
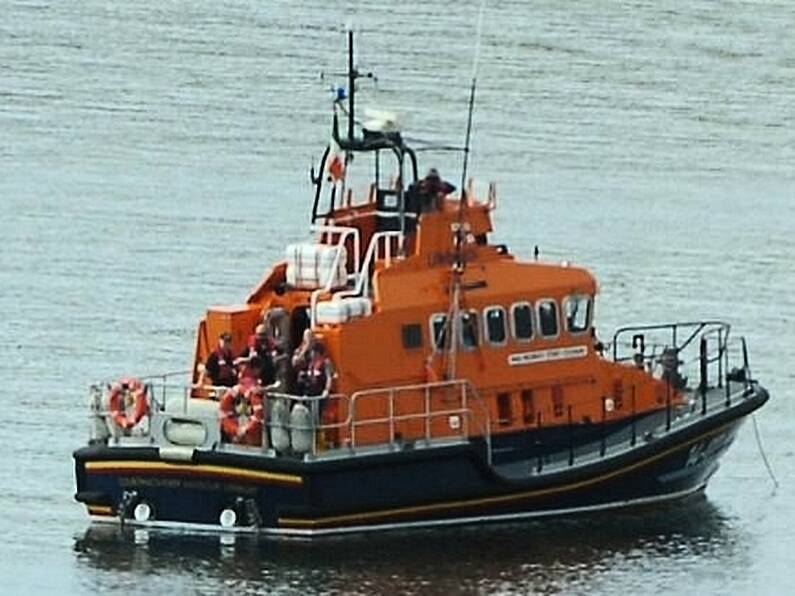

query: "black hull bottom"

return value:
[74, 388, 766, 536]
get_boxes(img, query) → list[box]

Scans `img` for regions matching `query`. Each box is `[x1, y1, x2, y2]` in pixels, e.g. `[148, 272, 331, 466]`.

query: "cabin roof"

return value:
[374, 258, 597, 311]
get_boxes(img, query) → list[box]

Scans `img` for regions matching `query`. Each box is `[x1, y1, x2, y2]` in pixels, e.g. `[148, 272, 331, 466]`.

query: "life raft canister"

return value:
[108, 377, 149, 429]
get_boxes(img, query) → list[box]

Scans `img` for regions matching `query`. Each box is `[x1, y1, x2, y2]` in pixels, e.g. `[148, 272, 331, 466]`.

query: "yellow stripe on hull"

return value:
[85, 460, 303, 486]
[87, 505, 113, 516]
[279, 422, 732, 529]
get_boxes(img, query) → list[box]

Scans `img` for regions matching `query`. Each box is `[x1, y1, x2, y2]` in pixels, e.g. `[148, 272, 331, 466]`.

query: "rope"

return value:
[751, 413, 779, 491]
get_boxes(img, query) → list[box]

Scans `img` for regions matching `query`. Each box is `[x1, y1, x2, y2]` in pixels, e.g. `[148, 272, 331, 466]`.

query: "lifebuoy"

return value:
[219, 384, 264, 446]
[108, 378, 148, 430]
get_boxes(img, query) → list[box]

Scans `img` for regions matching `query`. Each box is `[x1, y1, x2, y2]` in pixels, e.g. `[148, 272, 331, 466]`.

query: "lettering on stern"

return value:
[119, 476, 257, 495]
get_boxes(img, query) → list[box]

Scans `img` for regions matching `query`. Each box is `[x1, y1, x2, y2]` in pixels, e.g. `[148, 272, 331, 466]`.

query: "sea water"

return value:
[1, 1, 793, 593]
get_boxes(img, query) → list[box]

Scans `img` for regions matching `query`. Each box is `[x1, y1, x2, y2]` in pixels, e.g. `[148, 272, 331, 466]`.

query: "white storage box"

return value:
[315, 297, 372, 325]
[285, 244, 348, 290]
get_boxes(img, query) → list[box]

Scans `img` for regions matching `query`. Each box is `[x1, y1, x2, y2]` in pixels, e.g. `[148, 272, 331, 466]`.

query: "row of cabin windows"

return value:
[426, 295, 593, 351]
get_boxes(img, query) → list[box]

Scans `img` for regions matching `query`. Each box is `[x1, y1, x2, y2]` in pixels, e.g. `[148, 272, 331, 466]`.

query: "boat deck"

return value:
[493, 381, 754, 480]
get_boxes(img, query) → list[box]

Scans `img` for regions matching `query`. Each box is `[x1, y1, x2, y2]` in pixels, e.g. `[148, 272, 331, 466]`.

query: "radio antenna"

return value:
[446, 0, 488, 381]
[458, 0, 488, 204]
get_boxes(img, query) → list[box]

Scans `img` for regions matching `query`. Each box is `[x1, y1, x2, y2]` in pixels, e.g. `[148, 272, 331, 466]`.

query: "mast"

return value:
[347, 28, 355, 143]
[446, 0, 488, 380]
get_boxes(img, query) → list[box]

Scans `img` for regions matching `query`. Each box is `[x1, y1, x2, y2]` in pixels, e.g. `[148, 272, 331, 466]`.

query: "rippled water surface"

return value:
[2, 1, 793, 593]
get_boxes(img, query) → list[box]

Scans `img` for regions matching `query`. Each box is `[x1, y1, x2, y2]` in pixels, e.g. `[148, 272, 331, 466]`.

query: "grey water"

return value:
[1, 0, 793, 593]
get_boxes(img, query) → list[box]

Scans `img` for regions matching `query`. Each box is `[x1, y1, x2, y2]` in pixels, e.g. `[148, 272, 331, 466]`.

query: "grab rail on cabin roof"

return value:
[311, 223, 361, 274]
[312, 230, 401, 314]
[352, 230, 400, 298]
[308, 225, 360, 327]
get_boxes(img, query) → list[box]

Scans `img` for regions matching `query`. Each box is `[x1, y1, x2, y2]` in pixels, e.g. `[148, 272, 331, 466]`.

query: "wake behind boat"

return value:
[73, 32, 769, 537]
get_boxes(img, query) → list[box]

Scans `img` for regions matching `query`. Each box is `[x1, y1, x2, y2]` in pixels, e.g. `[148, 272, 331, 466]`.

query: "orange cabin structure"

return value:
[191, 183, 678, 449]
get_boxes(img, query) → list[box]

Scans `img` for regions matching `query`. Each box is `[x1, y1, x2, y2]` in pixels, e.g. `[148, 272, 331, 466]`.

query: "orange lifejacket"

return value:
[219, 385, 264, 446]
[211, 347, 237, 386]
[247, 334, 274, 352]
[108, 378, 148, 430]
[299, 354, 330, 396]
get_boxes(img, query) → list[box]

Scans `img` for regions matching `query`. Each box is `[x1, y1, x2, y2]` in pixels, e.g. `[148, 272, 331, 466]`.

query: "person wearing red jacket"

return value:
[235, 324, 276, 387]
[204, 332, 237, 387]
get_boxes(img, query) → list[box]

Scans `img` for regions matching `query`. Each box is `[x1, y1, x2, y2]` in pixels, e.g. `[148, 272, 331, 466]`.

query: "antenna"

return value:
[446, 0, 488, 380]
[347, 27, 355, 143]
[458, 0, 488, 203]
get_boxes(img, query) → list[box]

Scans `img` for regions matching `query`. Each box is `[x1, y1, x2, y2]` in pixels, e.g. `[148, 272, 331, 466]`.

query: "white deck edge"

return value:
[89, 482, 706, 538]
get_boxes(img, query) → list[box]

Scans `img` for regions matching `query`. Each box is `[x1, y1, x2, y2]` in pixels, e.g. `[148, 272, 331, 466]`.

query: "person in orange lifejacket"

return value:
[205, 331, 237, 387]
[299, 342, 335, 398]
[235, 324, 276, 387]
[108, 377, 148, 431]
[295, 341, 338, 447]
[219, 382, 264, 446]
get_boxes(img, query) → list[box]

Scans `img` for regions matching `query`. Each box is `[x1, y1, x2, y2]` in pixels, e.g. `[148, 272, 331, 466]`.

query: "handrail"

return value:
[87, 343, 757, 470]
[308, 224, 360, 327]
[611, 320, 730, 362]
[335, 231, 401, 301]
[349, 379, 493, 463]
[310, 223, 361, 274]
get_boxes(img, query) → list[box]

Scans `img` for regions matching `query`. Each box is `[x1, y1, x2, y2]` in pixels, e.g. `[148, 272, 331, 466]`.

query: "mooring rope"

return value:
[751, 413, 779, 491]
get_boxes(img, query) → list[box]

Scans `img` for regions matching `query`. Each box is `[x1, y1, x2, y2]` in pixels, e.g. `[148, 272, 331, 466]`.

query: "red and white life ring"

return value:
[108, 378, 148, 430]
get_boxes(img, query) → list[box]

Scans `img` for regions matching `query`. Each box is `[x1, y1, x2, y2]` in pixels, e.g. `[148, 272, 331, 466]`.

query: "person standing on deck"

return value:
[203, 332, 238, 388]
[235, 324, 276, 387]
[416, 168, 457, 212]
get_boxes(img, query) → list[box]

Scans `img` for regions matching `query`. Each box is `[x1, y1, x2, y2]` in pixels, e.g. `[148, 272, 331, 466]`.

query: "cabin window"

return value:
[402, 323, 423, 349]
[511, 302, 533, 341]
[430, 313, 447, 351]
[484, 306, 507, 345]
[564, 295, 592, 335]
[460, 311, 479, 349]
[537, 299, 559, 338]
[497, 392, 512, 426]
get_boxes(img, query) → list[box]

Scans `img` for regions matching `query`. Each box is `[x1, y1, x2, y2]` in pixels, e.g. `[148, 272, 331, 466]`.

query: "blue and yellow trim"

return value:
[85, 460, 303, 487]
[278, 421, 734, 529]
[86, 504, 114, 517]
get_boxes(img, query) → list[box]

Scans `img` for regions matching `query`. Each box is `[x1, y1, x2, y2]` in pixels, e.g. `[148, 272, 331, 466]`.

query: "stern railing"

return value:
[86, 376, 493, 462]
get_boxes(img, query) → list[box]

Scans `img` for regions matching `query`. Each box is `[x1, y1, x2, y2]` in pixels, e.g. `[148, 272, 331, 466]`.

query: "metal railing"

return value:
[87, 377, 493, 462]
[312, 223, 361, 274]
[612, 320, 730, 364]
[308, 224, 361, 327]
[518, 322, 758, 475]
[342, 230, 401, 299]
[611, 321, 733, 399]
[348, 379, 492, 462]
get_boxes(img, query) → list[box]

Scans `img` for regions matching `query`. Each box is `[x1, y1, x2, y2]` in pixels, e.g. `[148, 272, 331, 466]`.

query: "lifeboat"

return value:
[73, 33, 769, 536]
